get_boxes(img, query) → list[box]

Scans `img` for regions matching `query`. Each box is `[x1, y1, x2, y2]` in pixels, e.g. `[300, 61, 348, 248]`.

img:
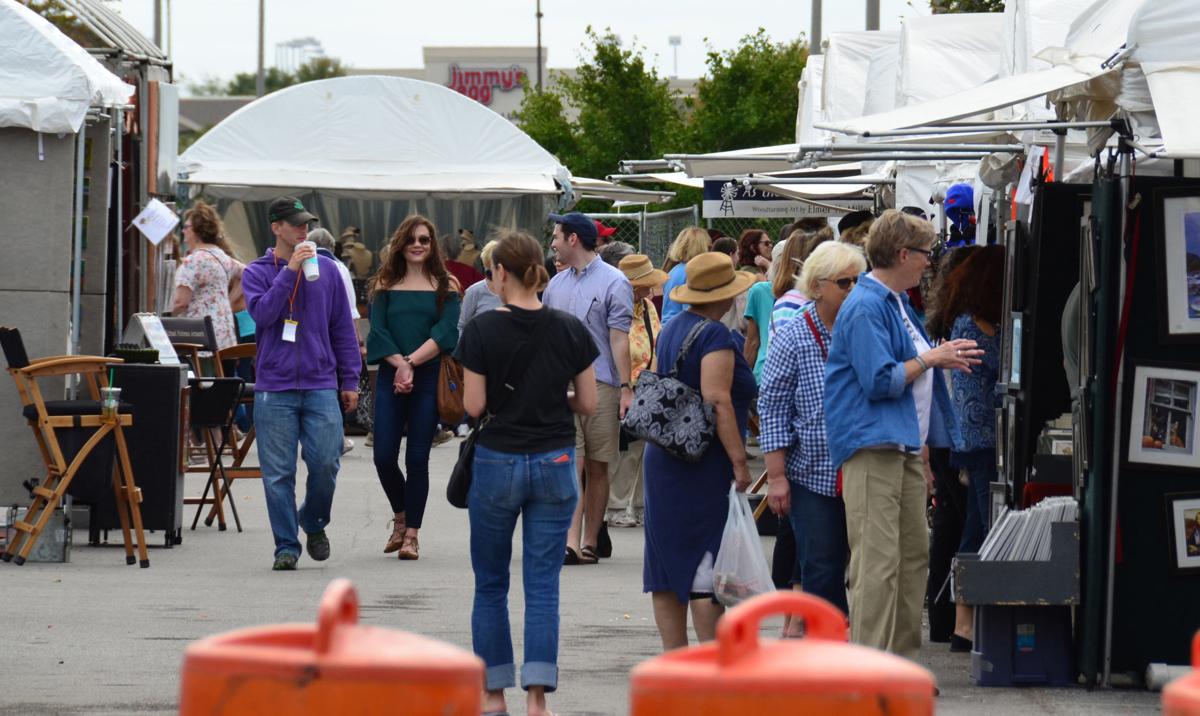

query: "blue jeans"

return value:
[469, 444, 578, 692]
[789, 481, 849, 615]
[958, 463, 996, 553]
[253, 390, 344, 558]
[373, 361, 439, 528]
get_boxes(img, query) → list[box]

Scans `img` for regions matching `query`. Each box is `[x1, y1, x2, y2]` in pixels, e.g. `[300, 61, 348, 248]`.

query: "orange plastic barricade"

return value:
[1164, 632, 1200, 715]
[179, 579, 483, 715]
[630, 591, 936, 716]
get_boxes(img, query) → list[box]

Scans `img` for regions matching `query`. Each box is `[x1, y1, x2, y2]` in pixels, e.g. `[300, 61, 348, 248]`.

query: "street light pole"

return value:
[152, 0, 161, 49]
[811, 0, 823, 55]
[256, 0, 265, 97]
[866, 0, 880, 31]
[536, 0, 543, 92]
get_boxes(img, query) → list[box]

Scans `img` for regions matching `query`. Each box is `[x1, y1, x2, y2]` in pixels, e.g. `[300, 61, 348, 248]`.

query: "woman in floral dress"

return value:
[173, 200, 243, 351]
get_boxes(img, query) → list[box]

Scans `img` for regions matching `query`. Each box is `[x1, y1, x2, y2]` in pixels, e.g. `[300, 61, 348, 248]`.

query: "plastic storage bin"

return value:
[971, 605, 1074, 686]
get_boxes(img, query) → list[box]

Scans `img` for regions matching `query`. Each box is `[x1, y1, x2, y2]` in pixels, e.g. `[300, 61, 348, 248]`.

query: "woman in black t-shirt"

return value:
[454, 230, 597, 716]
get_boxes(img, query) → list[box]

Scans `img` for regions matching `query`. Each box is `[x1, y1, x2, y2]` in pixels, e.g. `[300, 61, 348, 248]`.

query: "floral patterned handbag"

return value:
[620, 319, 715, 462]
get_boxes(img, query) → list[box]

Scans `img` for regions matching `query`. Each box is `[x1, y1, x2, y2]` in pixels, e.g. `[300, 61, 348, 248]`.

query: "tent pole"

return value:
[849, 120, 1118, 138]
[71, 126, 86, 358]
[114, 107, 124, 343]
[1054, 130, 1067, 179]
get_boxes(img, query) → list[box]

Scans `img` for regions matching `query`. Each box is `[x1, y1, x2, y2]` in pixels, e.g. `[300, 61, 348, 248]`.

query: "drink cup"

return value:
[299, 240, 320, 282]
[100, 387, 121, 421]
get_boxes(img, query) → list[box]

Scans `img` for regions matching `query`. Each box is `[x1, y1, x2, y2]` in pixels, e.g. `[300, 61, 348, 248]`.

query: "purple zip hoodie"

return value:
[242, 248, 361, 393]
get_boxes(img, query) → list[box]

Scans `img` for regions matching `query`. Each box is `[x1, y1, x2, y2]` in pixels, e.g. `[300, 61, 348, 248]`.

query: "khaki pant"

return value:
[607, 439, 645, 512]
[575, 382, 621, 465]
[841, 448, 928, 660]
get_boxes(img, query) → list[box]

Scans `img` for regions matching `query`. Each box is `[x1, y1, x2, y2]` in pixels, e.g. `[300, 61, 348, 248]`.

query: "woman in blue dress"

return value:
[643, 252, 758, 650]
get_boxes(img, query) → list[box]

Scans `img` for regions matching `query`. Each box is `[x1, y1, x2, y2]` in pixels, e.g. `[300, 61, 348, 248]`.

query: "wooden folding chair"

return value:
[194, 342, 262, 531]
[0, 327, 149, 567]
[182, 378, 244, 532]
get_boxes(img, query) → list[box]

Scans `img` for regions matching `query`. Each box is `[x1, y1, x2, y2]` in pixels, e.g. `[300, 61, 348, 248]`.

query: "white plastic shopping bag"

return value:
[713, 485, 775, 607]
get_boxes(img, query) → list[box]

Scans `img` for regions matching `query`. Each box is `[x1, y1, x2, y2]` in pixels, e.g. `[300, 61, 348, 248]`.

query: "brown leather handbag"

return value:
[437, 355, 466, 425]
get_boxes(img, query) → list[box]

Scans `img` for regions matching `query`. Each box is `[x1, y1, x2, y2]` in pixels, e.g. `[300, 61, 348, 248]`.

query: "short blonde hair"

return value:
[800, 241, 867, 298]
[480, 239, 500, 269]
[665, 226, 712, 268]
[865, 209, 935, 269]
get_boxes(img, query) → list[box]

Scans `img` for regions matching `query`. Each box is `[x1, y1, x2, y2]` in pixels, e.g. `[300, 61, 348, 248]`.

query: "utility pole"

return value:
[256, 0, 265, 97]
[152, 0, 161, 49]
[866, 0, 880, 31]
[668, 36, 681, 78]
[536, 0, 543, 92]
[811, 0, 823, 55]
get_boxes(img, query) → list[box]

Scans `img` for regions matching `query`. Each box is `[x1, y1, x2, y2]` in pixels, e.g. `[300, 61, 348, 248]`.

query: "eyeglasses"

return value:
[406, 235, 432, 246]
[484, 268, 494, 280]
[182, 223, 192, 230]
[905, 246, 933, 258]
[823, 276, 858, 290]
[759, 239, 773, 247]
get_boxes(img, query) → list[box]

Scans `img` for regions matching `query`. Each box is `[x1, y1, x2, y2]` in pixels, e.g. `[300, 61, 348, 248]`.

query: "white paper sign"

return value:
[123, 313, 180, 365]
[131, 198, 179, 246]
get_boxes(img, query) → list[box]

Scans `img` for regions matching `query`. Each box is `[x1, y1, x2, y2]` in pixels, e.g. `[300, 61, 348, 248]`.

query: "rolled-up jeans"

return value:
[253, 389, 343, 558]
[469, 443, 578, 692]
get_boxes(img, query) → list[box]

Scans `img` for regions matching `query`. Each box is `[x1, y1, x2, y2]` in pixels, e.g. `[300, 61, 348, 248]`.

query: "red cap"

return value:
[595, 220, 617, 238]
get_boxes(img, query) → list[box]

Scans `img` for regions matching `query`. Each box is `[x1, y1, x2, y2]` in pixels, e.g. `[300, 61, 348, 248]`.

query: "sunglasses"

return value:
[182, 223, 192, 230]
[824, 276, 858, 290]
[405, 235, 432, 246]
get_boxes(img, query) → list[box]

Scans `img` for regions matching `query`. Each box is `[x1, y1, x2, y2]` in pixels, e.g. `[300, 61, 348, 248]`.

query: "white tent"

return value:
[180, 75, 571, 200]
[0, 0, 133, 133]
[895, 14, 1005, 109]
[1125, 0, 1200, 158]
[822, 31, 899, 125]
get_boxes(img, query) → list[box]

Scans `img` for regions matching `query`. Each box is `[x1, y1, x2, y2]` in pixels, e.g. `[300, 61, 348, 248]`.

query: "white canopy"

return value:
[179, 75, 571, 200]
[796, 56, 830, 146]
[571, 176, 675, 205]
[895, 14, 1005, 109]
[1126, 0, 1200, 158]
[822, 31, 899, 124]
[820, 0, 1135, 137]
[0, 0, 133, 133]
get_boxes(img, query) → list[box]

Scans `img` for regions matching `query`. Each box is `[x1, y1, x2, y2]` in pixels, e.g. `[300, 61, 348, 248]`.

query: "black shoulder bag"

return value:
[447, 312, 551, 508]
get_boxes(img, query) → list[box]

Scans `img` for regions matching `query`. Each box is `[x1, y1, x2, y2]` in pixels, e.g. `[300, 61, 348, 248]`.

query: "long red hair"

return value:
[369, 214, 457, 312]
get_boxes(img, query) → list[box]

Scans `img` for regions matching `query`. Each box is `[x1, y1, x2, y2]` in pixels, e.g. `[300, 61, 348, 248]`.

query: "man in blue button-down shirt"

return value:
[543, 212, 634, 564]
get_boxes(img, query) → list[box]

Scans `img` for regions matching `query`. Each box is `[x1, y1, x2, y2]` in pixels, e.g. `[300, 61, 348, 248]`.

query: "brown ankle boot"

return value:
[398, 532, 419, 561]
[384, 513, 406, 553]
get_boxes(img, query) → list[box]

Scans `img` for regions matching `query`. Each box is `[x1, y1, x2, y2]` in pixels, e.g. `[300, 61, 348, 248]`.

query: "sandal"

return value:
[383, 514, 406, 554]
[398, 533, 419, 561]
[563, 547, 581, 566]
[578, 545, 600, 564]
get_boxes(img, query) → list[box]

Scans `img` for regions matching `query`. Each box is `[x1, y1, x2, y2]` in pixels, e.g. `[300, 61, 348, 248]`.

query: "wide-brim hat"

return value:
[669, 252, 757, 305]
[619, 254, 668, 288]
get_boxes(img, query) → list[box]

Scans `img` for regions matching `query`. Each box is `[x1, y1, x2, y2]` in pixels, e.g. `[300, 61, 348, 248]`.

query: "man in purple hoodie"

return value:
[242, 197, 361, 571]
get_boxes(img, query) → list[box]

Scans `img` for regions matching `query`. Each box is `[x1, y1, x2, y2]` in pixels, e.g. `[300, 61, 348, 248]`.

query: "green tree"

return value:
[297, 56, 347, 83]
[931, 0, 1004, 12]
[225, 67, 296, 96]
[516, 29, 684, 182]
[185, 75, 227, 97]
[686, 29, 808, 153]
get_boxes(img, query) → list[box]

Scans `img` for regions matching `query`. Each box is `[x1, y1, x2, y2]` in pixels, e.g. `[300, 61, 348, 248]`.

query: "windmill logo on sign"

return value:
[720, 182, 737, 216]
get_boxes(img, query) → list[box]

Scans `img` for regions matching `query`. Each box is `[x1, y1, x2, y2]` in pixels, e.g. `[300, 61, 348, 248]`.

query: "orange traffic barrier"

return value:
[1164, 632, 1200, 715]
[179, 579, 483, 715]
[630, 591, 936, 715]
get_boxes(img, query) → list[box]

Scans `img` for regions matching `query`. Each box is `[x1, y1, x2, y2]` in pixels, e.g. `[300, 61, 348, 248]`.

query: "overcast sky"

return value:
[109, 0, 929, 86]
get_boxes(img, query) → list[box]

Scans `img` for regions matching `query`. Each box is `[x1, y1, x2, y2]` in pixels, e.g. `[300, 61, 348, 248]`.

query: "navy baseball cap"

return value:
[268, 196, 317, 225]
[549, 211, 599, 248]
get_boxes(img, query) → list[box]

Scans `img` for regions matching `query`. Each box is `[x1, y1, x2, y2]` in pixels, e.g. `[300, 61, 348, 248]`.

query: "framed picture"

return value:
[1165, 492, 1200, 574]
[1125, 363, 1200, 470]
[1156, 189, 1200, 343]
[1009, 312, 1024, 388]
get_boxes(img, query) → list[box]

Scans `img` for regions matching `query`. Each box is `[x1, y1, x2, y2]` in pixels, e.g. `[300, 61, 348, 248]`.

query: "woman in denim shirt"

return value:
[943, 246, 1005, 651]
[823, 210, 982, 659]
[759, 242, 866, 628]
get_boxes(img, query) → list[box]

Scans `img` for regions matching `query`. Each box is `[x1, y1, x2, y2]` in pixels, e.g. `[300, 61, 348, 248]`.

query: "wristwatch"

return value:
[620, 382, 633, 390]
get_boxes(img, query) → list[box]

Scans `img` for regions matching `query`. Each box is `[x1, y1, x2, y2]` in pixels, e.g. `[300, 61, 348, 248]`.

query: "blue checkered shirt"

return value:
[757, 306, 838, 496]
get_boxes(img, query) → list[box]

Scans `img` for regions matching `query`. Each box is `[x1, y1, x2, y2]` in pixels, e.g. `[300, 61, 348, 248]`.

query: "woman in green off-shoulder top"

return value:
[366, 214, 461, 561]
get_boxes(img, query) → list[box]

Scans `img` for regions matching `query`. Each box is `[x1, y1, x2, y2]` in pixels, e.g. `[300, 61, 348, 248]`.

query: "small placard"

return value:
[130, 198, 179, 246]
[124, 313, 180, 365]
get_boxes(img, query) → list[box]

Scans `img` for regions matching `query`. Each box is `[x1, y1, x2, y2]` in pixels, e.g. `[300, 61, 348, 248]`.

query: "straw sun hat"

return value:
[618, 254, 668, 288]
[669, 251, 757, 305]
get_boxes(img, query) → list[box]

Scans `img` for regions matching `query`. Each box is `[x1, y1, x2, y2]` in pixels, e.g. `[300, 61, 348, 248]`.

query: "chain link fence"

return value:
[705, 217, 796, 246]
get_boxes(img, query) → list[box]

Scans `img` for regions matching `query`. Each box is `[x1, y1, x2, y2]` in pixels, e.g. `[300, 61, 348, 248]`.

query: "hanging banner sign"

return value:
[702, 179, 871, 219]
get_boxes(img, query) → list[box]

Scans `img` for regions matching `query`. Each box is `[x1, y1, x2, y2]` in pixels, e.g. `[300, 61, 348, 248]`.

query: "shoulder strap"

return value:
[485, 310, 552, 420]
[641, 298, 655, 360]
[669, 317, 711, 377]
[803, 308, 828, 361]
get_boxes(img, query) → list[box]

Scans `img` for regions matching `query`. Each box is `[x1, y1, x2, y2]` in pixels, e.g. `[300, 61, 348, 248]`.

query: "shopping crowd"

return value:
[172, 197, 1003, 715]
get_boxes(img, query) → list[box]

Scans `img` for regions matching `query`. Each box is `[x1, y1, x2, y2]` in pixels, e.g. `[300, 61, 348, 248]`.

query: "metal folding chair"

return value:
[0, 327, 149, 567]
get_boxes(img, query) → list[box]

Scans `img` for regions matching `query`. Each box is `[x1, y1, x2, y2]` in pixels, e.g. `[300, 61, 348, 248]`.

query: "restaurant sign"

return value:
[446, 64, 528, 106]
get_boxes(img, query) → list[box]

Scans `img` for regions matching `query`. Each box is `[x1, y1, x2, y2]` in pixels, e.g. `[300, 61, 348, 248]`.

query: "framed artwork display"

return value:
[1156, 189, 1200, 343]
[1165, 492, 1200, 575]
[1125, 363, 1200, 470]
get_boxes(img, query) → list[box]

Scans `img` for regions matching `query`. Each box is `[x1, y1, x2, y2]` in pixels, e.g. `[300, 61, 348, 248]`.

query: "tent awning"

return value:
[675, 144, 797, 176]
[571, 176, 674, 204]
[816, 64, 1105, 136]
[1128, 0, 1200, 158]
[0, 0, 134, 133]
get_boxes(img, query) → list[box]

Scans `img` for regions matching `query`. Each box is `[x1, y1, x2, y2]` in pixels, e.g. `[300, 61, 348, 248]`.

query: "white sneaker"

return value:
[609, 510, 640, 528]
[455, 424, 470, 437]
[341, 438, 354, 455]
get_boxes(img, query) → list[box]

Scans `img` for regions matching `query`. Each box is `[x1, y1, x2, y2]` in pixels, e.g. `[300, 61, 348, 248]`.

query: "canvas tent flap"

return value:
[179, 75, 570, 198]
[863, 43, 900, 116]
[796, 56, 830, 146]
[0, 0, 134, 133]
[1129, 0, 1200, 158]
[821, 31, 899, 124]
[678, 144, 797, 177]
[572, 176, 674, 204]
[895, 13, 1005, 109]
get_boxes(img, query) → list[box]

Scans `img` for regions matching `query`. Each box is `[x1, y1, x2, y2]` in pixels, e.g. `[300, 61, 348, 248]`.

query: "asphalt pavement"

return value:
[0, 435, 1160, 715]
